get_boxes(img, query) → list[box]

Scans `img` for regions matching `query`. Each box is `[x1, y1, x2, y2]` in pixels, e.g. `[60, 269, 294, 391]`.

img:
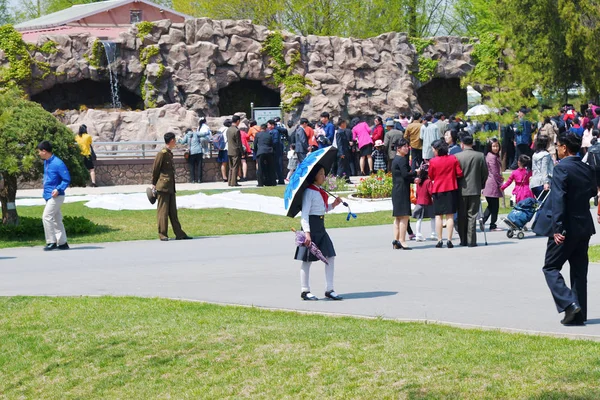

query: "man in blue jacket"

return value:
[510, 108, 534, 169]
[533, 132, 597, 325]
[37, 140, 71, 251]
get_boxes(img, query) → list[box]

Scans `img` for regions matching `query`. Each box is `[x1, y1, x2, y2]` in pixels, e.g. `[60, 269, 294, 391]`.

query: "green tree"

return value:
[0, 0, 13, 25]
[0, 88, 88, 225]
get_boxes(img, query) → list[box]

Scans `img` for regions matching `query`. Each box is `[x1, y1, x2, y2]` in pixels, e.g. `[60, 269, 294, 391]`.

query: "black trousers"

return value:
[274, 146, 284, 184]
[188, 153, 202, 183]
[543, 236, 590, 322]
[511, 143, 532, 170]
[483, 197, 499, 228]
[257, 153, 276, 186]
[410, 148, 423, 171]
[336, 154, 351, 180]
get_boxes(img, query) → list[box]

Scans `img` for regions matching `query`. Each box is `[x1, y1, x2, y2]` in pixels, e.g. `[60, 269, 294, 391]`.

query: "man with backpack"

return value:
[213, 120, 229, 182]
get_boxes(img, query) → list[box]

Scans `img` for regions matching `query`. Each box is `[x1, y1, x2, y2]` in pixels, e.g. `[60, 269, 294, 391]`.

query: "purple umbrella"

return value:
[292, 228, 329, 265]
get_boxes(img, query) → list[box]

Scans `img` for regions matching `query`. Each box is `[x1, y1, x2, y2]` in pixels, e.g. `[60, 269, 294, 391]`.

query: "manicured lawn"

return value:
[589, 245, 600, 263]
[1, 297, 599, 399]
[7, 186, 518, 249]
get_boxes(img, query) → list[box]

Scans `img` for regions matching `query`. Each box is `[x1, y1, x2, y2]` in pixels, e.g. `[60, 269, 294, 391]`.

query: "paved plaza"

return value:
[2, 204, 600, 340]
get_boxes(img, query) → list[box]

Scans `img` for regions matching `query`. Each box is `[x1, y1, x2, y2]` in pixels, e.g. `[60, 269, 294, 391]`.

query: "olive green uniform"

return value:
[152, 147, 187, 240]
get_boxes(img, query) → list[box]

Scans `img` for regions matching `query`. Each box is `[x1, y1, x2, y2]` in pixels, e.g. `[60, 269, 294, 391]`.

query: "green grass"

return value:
[1, 296, 599, 399]
[589, 245, 600, 263]
[7, 186, 519, 249]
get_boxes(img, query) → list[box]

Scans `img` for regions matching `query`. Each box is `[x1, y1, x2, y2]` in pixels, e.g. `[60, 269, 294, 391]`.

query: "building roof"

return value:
[20, 26, 129, 42]
[14, 0, 191, 31]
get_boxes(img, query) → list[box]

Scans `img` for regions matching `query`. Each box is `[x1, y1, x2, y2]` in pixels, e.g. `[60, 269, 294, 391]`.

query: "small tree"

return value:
[0, 88, 88, 225]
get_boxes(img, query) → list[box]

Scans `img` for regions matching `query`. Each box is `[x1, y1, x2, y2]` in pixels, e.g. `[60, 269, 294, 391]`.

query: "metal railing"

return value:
[93, 141, 217, 159]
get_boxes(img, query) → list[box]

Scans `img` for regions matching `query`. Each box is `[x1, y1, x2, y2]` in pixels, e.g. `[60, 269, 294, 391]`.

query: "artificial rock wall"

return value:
[8, 18, 476, 121]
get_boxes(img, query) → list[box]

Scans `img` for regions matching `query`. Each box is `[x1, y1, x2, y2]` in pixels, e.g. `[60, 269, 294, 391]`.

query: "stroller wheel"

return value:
[523, 226, 528, 232]
[517, 231, 525, 240]
[507, 230, 514, 239]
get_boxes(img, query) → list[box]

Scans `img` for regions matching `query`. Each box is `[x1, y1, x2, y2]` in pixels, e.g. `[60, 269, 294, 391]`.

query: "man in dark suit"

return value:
[335, 119, 352, 182]
[254, 123, 276, 187]
[533, 132, 596, 325]
[455, 135, 488, 247]
[151, 132, 191, 241]
[226, 115, 243, 187]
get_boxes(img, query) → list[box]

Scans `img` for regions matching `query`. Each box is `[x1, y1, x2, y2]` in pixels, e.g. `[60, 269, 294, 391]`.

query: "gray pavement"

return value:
[2, 220, 600, 340]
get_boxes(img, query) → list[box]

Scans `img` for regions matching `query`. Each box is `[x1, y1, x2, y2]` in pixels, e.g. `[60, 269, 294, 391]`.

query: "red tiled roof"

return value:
[20, 26, 129, 42]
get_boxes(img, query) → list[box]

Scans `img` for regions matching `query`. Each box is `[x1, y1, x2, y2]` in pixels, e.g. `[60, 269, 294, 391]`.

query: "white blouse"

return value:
[300, 187, 333, 232]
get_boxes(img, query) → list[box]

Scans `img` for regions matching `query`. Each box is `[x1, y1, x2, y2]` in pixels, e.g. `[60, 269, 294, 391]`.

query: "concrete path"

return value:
[2, 221, 600, 340]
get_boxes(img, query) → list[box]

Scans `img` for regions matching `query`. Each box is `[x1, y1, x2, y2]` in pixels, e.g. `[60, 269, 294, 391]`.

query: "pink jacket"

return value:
[352, 122, 373, 149]
[501, 167, 534, 204]
[482, 152, 503, 198]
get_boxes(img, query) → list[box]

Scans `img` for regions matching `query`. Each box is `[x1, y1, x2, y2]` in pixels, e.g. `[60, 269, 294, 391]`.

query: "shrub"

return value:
[354, 170, 393, 198]
[321, 174, 350, 193]
[0, 216, 98, 240]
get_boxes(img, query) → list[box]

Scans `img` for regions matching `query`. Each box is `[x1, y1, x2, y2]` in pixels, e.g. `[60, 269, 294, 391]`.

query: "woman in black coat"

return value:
[392, 138, 420, 249]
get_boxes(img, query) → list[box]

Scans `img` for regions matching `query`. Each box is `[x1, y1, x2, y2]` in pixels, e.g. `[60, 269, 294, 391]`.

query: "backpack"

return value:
[211, 131, 225, 150]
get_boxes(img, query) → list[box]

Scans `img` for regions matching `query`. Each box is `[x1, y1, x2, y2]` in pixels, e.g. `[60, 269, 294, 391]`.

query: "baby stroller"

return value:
[503, 191, 549, 240]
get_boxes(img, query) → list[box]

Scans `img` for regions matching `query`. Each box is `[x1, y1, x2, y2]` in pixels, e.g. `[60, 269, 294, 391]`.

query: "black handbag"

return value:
[90, 146, 97, 161]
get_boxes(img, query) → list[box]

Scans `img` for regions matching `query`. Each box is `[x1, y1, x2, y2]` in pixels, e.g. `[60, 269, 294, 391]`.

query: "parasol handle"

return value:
[320, 188, 349, 207]
[291, 228, 297, 232]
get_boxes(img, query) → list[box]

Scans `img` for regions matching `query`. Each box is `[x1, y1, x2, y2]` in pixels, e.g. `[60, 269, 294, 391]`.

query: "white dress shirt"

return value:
[300, 186, 333, 232]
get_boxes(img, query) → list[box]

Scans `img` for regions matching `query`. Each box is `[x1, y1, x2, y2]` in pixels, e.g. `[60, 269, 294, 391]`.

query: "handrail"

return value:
[92, 140, 218, 159]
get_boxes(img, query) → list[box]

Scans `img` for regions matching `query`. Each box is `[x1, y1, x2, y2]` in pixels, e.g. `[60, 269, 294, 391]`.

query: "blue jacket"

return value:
[324, 122, 335, 145]
[179, 126, 210, 155]
[269, 128, 283, 154]
[43, 154, 71, 201]
[514, 119, 533, 146]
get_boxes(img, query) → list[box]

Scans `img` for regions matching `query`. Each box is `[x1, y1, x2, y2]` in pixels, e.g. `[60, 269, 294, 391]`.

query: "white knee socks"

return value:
[300, 257, 336, 293]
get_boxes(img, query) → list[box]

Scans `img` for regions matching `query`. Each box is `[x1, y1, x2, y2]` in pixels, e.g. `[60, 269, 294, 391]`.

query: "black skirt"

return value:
[294, 215, 336, 262]
[360, 144, 373, 157]
[433, 190, 458, 215]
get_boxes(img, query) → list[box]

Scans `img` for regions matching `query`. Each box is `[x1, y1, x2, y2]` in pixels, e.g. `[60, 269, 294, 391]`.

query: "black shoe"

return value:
[44, 243, 57, 251]
[460, 242, 468, 247]
[392, 240, 402, 249]
[468, 243, 478, 248]
[176, 236, 193, 240]
[57, 243, 69, 250]
[447, 241, 454, 248]
[400, 245, 413, 250]
[301, 291, 318, 301]
[160, 237, 169, 242]
[435, 240, 443, 248]
[91, 183, 97, 187]
[325, 290, 343, 300]
[561, 302, 582, 325]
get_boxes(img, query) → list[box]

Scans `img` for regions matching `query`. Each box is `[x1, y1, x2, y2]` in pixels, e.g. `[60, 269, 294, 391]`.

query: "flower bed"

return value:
[321, 174, 351, 193]
[353, 171, 392, 199]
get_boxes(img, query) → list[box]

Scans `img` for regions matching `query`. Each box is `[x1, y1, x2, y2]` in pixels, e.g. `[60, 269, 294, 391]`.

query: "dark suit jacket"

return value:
[253, 130, 274, 157]
[335, 128, 351, 156]
[455, 148, 488, 196]
[226, 126, 243, 157]
[533, 156, 596, 238]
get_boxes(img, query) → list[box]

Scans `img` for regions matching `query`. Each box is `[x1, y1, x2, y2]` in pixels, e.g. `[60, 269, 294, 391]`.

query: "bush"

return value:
[355, 170, 393, 198]
[321, 174, 350, 192]
[0, 216, 98, 240]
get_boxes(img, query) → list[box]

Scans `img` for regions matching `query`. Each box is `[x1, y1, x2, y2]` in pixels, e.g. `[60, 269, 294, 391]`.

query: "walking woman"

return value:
[294, 164, 343, 301]
[428, 139, 463, 248]
[391, 138, 419, 250]
[482, 138, 504, 231]
[75, 124, 97, 187]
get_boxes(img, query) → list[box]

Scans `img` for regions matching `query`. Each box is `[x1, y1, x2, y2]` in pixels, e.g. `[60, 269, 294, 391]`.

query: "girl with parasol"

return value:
[294, 164, 344, 301]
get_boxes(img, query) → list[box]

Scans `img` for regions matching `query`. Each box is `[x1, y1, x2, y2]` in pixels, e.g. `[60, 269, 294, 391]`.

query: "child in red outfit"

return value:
[413, 166, 437, 241]
[501, 154, 534, 204]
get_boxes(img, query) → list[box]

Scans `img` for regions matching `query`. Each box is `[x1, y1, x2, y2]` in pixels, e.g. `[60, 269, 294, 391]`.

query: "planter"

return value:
[347, 193, 392, 202]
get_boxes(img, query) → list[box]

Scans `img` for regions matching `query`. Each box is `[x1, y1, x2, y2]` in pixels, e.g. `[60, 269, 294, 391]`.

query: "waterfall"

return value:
[101, 41, 122, 109]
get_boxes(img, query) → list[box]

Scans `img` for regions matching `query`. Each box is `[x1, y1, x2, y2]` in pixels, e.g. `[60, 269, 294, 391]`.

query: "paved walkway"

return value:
[2, 219, 600, 340]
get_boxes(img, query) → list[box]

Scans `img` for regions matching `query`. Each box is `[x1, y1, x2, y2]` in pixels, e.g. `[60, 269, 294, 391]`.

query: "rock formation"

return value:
[7, 18, 475, 123]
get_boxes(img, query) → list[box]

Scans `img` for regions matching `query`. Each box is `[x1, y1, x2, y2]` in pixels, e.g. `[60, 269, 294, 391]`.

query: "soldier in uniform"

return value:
[152, 132, 192, 241]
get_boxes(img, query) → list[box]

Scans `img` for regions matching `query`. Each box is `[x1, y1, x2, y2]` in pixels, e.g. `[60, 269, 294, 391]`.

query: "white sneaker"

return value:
[415, 235, 425, 242]
[430, 233, 438, 241]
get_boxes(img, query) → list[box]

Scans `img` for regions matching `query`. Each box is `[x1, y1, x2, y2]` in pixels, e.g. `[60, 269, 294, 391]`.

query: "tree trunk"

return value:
[0, 174, 20, 226]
